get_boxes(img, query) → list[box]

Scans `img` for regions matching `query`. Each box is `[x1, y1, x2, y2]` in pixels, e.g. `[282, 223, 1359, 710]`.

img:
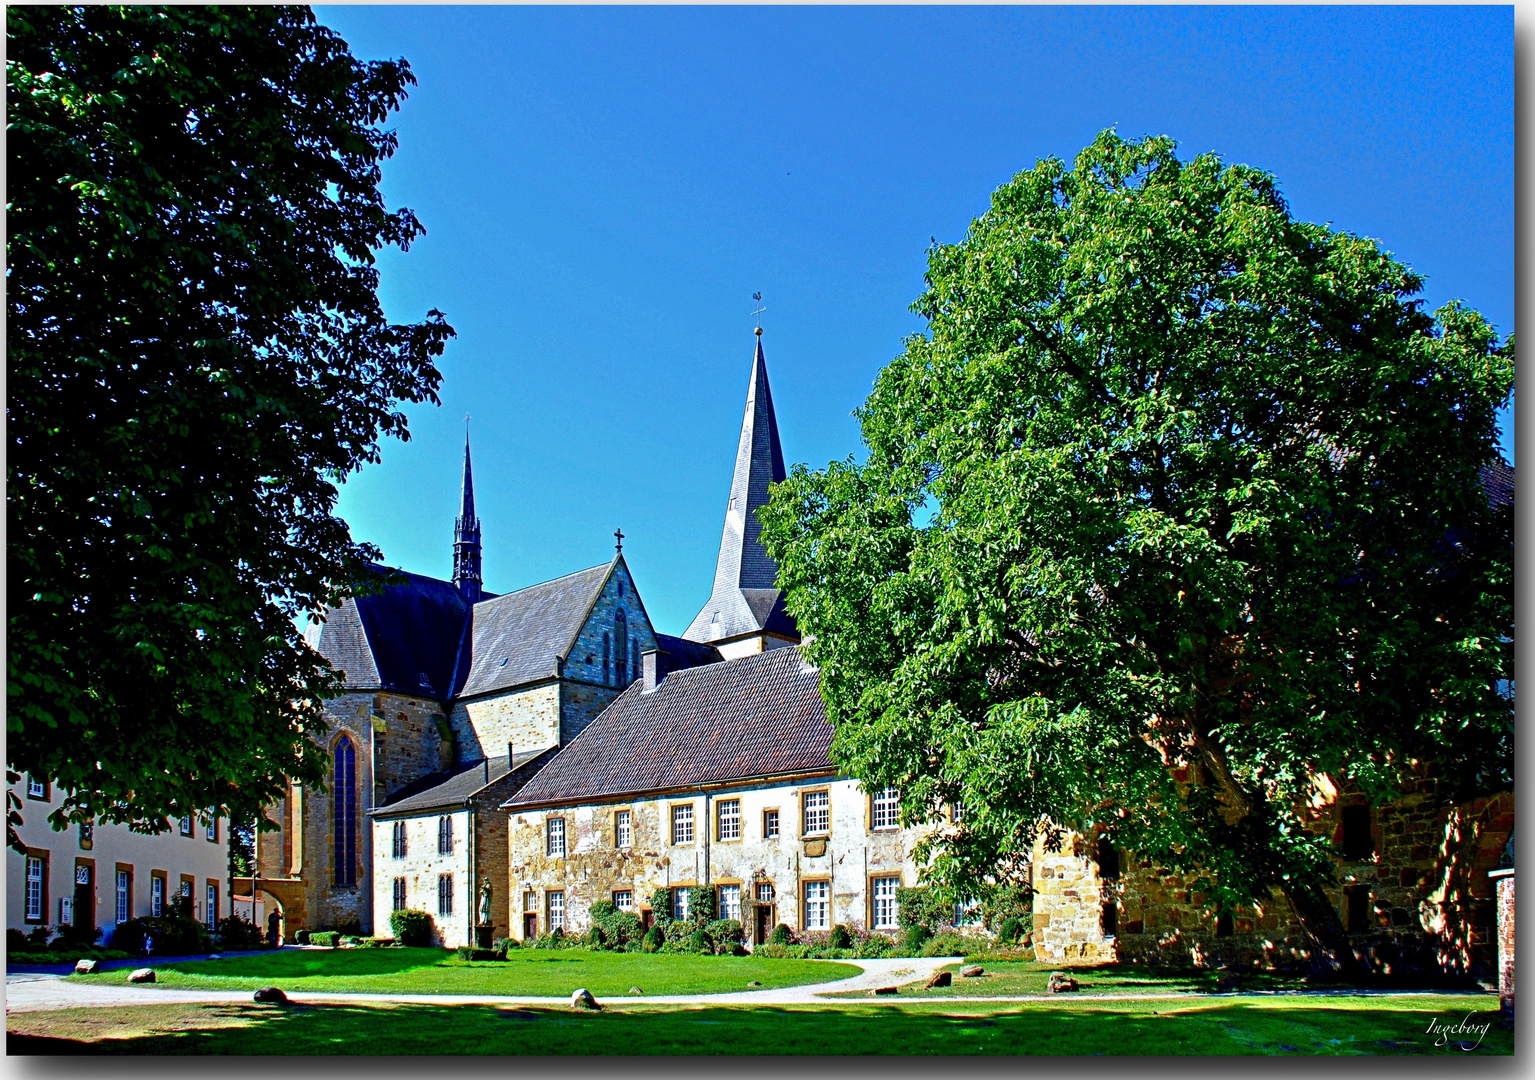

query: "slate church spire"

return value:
[682, 327, 799, 655]
[453, 422, 483, 603]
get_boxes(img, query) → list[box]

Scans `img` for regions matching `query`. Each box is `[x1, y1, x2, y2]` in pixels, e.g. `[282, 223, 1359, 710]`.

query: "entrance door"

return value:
[523, 912, 537, 939]
[754, 882, 775, 944]
[74, 863, 95, 931]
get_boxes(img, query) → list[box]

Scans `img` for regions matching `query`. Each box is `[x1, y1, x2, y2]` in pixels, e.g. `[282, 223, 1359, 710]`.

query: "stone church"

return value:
[242, 332, 797, 941]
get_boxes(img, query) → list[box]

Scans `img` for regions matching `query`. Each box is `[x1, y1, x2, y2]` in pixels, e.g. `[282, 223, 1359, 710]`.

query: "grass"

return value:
[65, 946, 860, 998]
[6, 996, 1512, 1055]
[825, 959, 1404, 999]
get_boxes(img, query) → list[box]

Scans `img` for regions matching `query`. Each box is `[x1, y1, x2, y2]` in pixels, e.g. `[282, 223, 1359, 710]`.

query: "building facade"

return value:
[7, 773, 230, 944]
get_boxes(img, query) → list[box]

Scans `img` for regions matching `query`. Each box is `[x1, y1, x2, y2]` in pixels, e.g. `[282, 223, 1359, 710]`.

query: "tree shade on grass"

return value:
[6, 998, 1511, 1055]
[758, 129, 1514, 967]
[66, 947, 860, 997]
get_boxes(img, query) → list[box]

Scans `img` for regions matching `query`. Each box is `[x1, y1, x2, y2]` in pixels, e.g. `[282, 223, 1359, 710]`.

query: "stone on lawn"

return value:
[924, 971, 952, 989]
[73, 959, 98, 975]
[747, 980, 762, 988]
[253, 987, 289, 1005]
[627, 986, 643, 996]
[128, 968, 156, 984]
[571, 987, 601, 1011]
[1046, 972, 1078, 993]
[960, 965, 985, 978]
[869, 986, 899, 996]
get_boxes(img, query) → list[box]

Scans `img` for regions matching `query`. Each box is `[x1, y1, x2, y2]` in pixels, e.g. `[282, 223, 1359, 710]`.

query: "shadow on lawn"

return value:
[126, 947, 451, 980]
[6, 1000, 1514, 1056]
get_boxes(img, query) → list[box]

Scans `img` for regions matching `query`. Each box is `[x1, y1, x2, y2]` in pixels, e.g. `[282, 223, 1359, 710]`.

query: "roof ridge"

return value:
[472, 562, 610, 609]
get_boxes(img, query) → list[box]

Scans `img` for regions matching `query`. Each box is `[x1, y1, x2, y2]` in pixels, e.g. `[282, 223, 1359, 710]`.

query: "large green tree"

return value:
[7, 6, 453, 839]
[760, 132, 1513, 968]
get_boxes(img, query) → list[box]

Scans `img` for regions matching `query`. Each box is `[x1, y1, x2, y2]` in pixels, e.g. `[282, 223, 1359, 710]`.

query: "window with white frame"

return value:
[717, 799, 741, 841]
[206, 818, 218, 843]
[953, 897, 983, 926]
[802, 791, 829, 836]
[547, 817, 566, 856]
[756, 881, 775, 905]
[804, 880, 830, 929]
[872, 876, 900, 929]
[615, 809, 632, 848]
[438, 815, 454, 855]
[763, 808, 780, 839]
[179, 816, 193, 836]
[116, 870, 131, 924]
[27, 775, 46, 799]
[672, 886, 691, 921]
[393, 877, 407, 911]
[613, 889, 633, 911]
[25, 855, 44, 920]
[438, 873, 454, 916]
[547, 890, 565, 931]
[671, 803, 694, 845]
[206, 883, 218, 927]
[872, 787, 899, 830]
[392, 820, 408, 859]
[151, 875, 165, 917]
[718, 883, 742, 921]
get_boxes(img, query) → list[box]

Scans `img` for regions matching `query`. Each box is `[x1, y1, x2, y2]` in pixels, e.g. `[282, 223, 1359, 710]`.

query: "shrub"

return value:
[493, 936, 518, 952]
[995, 917, 1024, 944]
[455, 946, 500, 961]
[168, 893, 194, 922]
[855, 933, 895, 958]
[769, 923, 793, 945]
[294, 929, 311, 945]
[8, 928, 32, 952]
[641, 926, 664, 953]
[649, 888, 674, 921]
[705, 919, 744, 954]
[920, 931, 991, 957]
[109, 914, 206, 956]
[309, 931, 341, 948]
[689, 887, 717, 923]
[215, 915, 265, 952]
[685, 928, 710, 954]
[751, 942, 789, 959]
[895, 886, 947, 936]
[828, 924, 852, 950]
[55, 921, 103, 948]
[588, 904, 644, 952]
[902, 924, 932, 952]
[389, 909, 436, 948]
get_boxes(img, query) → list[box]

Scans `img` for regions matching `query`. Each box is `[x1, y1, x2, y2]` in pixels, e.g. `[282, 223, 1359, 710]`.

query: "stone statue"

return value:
[478, 877, 493, 927]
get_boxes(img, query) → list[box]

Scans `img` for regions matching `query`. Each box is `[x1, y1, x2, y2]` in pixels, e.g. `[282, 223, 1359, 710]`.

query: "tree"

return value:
[7, 6, 454, 842]
[760, 131, 1514, 970]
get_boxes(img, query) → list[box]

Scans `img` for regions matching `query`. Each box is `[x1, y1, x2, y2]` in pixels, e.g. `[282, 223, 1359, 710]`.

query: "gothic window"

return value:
[392, 877, 407, 912]
[631, 640, 640, 683]
[1098, 839, 1121, 880]
[1340, 805, 1374, 861]
[438, 873, 454, 916]
[603, 633, 610, 685]
[333, 735, 358, 887]
[438, 815, 454, 855]
[615, 609, 628, 685]
[392, 821, 408, 859]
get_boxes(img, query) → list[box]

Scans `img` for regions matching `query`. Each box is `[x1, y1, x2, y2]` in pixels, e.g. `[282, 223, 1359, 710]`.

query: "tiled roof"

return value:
[312, 567, 473, 698]
[455, 562, 614, 698]
[652, 633, 724, 673]
[1481, 461, 1514, 509]
[505, 645, 833, 809]
[372, 749, 555, 817]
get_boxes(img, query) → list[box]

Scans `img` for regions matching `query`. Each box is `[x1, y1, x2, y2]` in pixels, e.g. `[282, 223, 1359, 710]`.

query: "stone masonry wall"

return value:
[508, 776, 931, 942]
[372, 808, 471, 946]
[451, 684, 562, 764]
[1033, 777, 1514, 976]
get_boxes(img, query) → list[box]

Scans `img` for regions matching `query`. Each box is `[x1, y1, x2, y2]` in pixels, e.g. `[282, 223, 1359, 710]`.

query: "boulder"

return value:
[747, 980, 762, 988]
[571, 987, 601, 1011]
[208, 954, 221, 960]
[1046, 972, 1078, 993]
[128, 968, 156, 984]
[253, 987, 289, 1005]
[924, 971, 953, 989]
[869, 986, 899, 996]
[1021, 933, 1033, 948]
[627, 986, 644, 996]
[73, 959, 98, 975]
[960, 965, 985, 978]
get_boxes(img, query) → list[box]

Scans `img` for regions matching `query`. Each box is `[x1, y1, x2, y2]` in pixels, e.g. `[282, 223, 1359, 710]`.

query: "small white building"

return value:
[7, 773, 231, 946]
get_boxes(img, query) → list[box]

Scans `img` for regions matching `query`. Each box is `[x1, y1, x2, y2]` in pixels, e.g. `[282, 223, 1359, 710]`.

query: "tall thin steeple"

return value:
[453, 420, 482, 603]
[682, 328, 798, 653]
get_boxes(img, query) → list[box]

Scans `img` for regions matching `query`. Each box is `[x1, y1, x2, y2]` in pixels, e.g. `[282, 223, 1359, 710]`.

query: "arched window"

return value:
[631, 639, 640, 683]
[602, 633, 611, 685]
[333, 736, 357, 887]
[615, 609, 628, 685]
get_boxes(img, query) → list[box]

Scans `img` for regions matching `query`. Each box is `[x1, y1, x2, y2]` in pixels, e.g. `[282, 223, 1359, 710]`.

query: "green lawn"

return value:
[7, 996, 1512, 1055]
[66, 947, 859, 997]
[827, 960, 1429, 998]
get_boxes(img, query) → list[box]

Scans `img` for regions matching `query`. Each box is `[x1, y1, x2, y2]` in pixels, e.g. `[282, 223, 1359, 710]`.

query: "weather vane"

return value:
[752, 292, 765, 335]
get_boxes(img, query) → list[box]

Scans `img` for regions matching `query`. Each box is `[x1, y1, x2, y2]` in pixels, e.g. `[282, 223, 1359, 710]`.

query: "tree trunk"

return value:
[1280, 878, 1370, 980]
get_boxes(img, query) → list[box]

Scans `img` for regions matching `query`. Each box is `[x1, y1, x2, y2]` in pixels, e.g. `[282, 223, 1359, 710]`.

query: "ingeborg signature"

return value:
[1425, 1013, 1492, 1051]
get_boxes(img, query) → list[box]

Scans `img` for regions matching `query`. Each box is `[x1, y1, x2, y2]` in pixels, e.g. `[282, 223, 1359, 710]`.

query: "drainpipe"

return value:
[466, 799, 476, 948]
[702, 786, 711, 913]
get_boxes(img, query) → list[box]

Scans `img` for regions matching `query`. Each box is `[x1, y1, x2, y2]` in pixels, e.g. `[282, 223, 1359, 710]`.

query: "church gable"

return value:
[562, 556, 657, 692]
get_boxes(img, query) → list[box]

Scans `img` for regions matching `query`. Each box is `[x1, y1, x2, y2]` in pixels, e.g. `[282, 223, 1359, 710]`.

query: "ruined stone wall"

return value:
[507, 776, 934, 941]
[1033, 778, 1514, 976]
[450, 684, 561, 763]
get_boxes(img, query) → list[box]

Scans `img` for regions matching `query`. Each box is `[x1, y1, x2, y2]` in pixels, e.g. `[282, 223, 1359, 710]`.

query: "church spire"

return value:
[453, 420, 482, 603]
[682, 329, 798, 651]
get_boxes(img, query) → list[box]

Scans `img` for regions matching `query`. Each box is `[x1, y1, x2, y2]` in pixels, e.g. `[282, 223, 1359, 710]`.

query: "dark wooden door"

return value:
[523, 913, 538, 939]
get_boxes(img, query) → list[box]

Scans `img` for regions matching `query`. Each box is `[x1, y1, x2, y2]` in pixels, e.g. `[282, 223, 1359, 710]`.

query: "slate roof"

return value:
[683, 337, 799, 645]
[1481, 461, 1514, 509]
[311, 567, 476, 698]
[652, 633, 724, 673]
[504, 645, 833, 809]
[372, 749, 554, 817]
[455, 562, 614, 698]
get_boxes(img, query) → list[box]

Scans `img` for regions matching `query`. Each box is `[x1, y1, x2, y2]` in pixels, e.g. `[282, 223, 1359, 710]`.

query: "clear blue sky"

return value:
[313, 4, 1514, 636]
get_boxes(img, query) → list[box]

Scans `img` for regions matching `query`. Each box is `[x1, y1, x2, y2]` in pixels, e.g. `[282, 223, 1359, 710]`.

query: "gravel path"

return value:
[4, 956, 959, 1013]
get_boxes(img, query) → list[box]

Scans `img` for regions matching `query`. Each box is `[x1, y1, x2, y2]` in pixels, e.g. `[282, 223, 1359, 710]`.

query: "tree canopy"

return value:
[7, 6, 454, 838]
[760, 131, 1513, 959]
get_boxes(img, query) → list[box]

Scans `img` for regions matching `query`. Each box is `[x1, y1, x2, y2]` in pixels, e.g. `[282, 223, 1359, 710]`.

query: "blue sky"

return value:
[314, 5, 1514, 636]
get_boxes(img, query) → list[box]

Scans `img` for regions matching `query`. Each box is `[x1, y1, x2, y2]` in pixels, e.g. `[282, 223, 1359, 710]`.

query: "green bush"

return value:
[689, 887, 717, 923]
[769, 922, 792, 945]
[294, 929, 311, 945]
[454, 945, 500, 961]
[995, 917, 1023, 943]
[388, 909, 435, 948]
[902, 924, 932, 952]
[641, 926, 664, 953]
[855, 933, 895, 958]
[309, 930, 341, 948]
[109, 914, 207, 955]
[828, 924, 852, 950]
[686, 927, 710, 954]
[649, 887, 674, 920]
[705, 919, 744, 954]
[920, 931, 992, 957]
[895, 886, 947, 935]
[215, 915, 266, 952]
[492, 936, 518, 952]
[588, 904, 644, 952]
[7, 928, 30, 953]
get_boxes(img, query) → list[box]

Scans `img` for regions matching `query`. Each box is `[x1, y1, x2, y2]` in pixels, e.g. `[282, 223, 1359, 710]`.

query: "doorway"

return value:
[754, 882, 775, 944]
[73, 860, 95, 932]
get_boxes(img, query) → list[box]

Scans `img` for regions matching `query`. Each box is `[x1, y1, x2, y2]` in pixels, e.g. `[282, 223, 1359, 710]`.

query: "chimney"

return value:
[642, 649, 665, 693]
[482, 758, 489, 785]
[507, 741, 515, 770]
